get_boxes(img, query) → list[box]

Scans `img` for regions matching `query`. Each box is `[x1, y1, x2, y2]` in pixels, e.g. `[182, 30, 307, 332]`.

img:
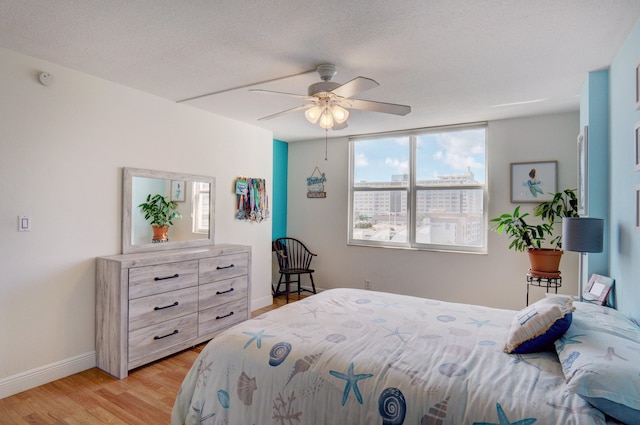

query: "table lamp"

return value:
[562, 217, 604, 300]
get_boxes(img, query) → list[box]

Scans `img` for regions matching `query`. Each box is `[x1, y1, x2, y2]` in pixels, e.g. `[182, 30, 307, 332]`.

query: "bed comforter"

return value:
[172, 288, 609, 424]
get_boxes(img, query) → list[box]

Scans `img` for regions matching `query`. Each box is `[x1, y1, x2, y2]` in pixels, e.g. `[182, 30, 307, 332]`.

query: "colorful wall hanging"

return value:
[307, 166, 326, 198]
[235, 177, 269, 222]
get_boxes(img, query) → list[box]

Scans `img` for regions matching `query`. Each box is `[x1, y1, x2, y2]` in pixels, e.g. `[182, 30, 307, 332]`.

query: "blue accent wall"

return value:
[272, 139, 288, 240]
[607, 17, 640, 322]
[580, 70, 610, 280]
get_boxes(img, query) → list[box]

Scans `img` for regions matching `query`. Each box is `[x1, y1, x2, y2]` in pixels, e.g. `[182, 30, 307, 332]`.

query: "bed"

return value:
[172, 288, 640, 425]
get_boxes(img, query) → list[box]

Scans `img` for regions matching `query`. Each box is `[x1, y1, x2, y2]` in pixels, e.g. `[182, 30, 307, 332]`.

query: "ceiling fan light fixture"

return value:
[331, 105, 349, 124]
[318, 110, 334, 129]
[305, 105, 322, 124]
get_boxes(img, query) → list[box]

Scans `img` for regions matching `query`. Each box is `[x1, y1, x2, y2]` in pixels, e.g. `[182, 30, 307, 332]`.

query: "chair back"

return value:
[273, 237, 314, 272]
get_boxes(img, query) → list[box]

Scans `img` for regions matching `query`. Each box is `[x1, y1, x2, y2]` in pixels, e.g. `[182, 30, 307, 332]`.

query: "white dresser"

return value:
[96, 244, 251, 378]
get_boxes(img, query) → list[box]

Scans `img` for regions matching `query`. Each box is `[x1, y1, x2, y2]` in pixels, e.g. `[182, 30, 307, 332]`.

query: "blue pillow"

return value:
[555, 302, 640, 425]
[504, 295, 575, 354]
[513, 313, 572, 354]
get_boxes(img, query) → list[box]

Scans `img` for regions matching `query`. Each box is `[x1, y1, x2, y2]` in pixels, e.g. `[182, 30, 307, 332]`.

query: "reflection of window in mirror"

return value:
[193, 182, 210, 234]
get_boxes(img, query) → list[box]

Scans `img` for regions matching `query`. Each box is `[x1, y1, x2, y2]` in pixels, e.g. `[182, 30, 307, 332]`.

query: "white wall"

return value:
[0, 47, 273, 396]
[287, 112, 579, 311]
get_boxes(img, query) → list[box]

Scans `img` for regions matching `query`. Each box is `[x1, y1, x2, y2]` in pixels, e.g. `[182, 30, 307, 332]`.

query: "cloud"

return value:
[385, 157, 409, 172]
[434, 131, 484, 170]
[355, 152, 369, 167]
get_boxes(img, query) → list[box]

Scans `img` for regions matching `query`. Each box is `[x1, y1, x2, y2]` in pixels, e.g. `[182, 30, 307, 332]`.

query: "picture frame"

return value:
[636, 60, 640, 110]
[510, 161, 557, 203]
[583, 274, 614, 306]
[635, 121, 640, 171]
[578, 125, 588, 215]
[171, 180, 185, 202]
[636, 186, 640, 230]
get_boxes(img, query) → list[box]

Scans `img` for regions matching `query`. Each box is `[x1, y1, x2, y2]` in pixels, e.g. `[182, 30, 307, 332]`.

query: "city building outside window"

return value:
[348, 123, 487, 253]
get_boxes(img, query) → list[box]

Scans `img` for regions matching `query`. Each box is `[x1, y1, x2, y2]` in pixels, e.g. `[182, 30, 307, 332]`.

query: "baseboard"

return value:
[251, 294, 274, 311]
[0, 287, 331, 400]
[250, 286, 326, 311]
[272, 285, 325, 297]
[307, 285, 325, 293]
[295, 285, 324, 294]
[0, 351, 96, 399]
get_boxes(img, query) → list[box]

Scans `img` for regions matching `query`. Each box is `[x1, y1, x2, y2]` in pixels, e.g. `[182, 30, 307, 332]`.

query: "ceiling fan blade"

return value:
[250, 89, 313, 100]
[257, 104, 314, 121]
[330, 77, 379, 99]
[348, 98, 411, 116]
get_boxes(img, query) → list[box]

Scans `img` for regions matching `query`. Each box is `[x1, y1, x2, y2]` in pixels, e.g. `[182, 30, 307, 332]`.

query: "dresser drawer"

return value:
[129, 260, 198, 299]
[129, 287, 198, 331]
[199, 253, 249, 284]
[199, 276, 248, 311]
[199, 298, 247, 336]
[128, 313, 197, 362]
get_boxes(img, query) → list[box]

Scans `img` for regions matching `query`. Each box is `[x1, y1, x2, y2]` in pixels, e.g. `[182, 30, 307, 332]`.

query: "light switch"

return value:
[18, 216, 31, 232]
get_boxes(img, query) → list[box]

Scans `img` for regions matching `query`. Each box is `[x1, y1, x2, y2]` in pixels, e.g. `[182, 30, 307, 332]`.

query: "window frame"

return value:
[348, 123, 488, 254]
[192, 181, 210, 235]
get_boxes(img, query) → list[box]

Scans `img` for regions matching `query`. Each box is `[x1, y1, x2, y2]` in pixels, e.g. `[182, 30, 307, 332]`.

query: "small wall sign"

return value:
[307, 166, 326, 198]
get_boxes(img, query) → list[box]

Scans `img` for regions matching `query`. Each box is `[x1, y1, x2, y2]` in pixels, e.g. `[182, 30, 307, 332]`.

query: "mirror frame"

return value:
[122, 167, 216, 254]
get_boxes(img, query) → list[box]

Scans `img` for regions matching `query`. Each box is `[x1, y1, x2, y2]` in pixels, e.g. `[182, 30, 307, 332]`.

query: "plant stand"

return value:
[526, 273, 562, 306]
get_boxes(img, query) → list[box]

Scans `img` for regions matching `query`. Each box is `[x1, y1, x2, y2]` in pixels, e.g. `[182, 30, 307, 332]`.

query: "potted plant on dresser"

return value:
[138, 193, 182, 242]
[491, 189, 579, 276]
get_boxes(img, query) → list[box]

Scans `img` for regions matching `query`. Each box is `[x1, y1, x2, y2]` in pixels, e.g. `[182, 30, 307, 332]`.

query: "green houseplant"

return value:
[138, 194, 182, 242]
[491, 188, 578, 275]
[490, 206, 552, 252]
[533, 188, 579, 248]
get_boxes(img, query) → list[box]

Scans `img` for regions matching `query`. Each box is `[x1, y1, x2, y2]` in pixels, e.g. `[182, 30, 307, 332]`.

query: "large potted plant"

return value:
[138, 194, 182, 242]
[533, 188, 579, 245]
[491, 189, 578, 276]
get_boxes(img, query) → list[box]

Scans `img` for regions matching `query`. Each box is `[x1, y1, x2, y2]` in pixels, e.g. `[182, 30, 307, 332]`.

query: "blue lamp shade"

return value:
[562, 217, 604, 253]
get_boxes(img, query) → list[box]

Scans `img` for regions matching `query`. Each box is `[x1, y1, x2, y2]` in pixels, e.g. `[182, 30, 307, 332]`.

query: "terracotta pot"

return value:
[152, 225, 169, 242]
[527, 248, 563, 276]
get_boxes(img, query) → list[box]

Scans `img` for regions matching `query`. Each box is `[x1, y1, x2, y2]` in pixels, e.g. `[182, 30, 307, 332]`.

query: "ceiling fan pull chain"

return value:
[325, 129, 328, 161]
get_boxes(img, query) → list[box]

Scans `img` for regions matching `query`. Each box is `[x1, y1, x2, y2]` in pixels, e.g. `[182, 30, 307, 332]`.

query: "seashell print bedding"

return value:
[172, 288, 610, 425]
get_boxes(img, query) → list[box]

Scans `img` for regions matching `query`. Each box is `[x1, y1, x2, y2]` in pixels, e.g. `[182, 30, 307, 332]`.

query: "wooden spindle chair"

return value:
[272, 237, 317, 303]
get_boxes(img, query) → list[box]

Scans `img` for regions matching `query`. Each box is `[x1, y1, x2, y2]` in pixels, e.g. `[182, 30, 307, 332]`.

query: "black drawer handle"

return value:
[154, 301, 179, 311]
[154, 329, 179, 340]
[216, 311, 234, 320]
[216, 264, 234, 270]
[154, 273, 179, 281]
[216, 288, 235, 295]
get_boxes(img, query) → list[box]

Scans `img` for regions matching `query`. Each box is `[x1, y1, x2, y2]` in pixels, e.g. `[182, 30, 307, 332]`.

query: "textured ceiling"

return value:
[1, 0, 639, 142]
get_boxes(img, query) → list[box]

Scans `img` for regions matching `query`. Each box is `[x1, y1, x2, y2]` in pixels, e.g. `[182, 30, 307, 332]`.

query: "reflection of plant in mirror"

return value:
[138, 194, 182, 227]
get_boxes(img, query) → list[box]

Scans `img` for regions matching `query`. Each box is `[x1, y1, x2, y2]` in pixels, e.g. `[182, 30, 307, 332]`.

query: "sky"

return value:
[353, 127, 486, 183]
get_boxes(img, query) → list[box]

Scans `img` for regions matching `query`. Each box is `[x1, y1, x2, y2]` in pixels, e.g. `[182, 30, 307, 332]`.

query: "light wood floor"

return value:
[0, 294, 306, 425]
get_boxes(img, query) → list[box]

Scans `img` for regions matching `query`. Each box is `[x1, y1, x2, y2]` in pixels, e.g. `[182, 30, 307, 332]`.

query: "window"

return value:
[349, 124, 487, 253]
[192, 181, 210, 234]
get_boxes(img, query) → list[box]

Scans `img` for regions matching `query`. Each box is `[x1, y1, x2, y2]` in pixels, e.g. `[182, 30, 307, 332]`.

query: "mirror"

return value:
[122, 167, 215, 254]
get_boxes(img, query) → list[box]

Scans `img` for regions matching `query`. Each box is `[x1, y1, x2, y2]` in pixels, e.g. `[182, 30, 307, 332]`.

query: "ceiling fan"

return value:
[250, 64, 411, 130]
